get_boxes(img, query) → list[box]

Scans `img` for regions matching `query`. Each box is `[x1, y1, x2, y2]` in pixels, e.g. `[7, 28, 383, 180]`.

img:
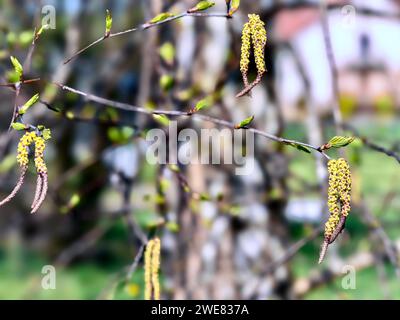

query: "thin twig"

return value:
[126, 243, 146, 282]
[8, 83, 21, 131]
[343, 124, 400, 164]
[31, 174, 43, 209]
[265, 225, 324, 273]
[361, 139, 400, 164]
[328, 215, 347, 244]
[63, 36, 106, 65]
[251, 225, 324, 298]
[236, 74, 263, 98]
[0, 166, 27, 206]
[63, 11, 231, 64]
[53, 82, 330, 159]
[31, 173, 48, 213]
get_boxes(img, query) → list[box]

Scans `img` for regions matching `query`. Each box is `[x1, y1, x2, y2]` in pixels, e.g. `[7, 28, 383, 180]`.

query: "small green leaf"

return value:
[36, 24, 51, 38]
[154, 194, 166, 205]
[107, 126, 134, 144]
[294, 144, 311, 153]
[6, 32, 17, 45]
[285, 142, 311, 154]
[11, 122, 27, 131]
[10, 56, 23, 79]
[168, 164, 180, 172]
[328, 136, 355, 148]
[24, 93, 40, 107]
[166, 221, 179, 233]
[69, 194, 81, 208]
[0, 50, 7, 59]
[18, 30, 33, 46]
[149, 12, 174, 24]
[42, 128, 52, 141]
[228, 204, 241, 216]
[199, 193, 211, 201]
[135, 211, 164, 230]
[146, 217, 165, 229]
[66, 111, 75, 119]
[188, 1, 215, 13]
[229, 0, 240, 15]
[153, 114, 170, 126]
[105, 9, 112, 35]
[194, 97, 212, 112]
[159, 74, 174, 91]
[176, 87, 196, 101]
[0, 154, 17, 173]
[235, 115, 254, 129]
[159, 178, 170, 193]
[18, 93, 39, 115]
[6, 70, 19, 83]
[159, 42, 175, 65]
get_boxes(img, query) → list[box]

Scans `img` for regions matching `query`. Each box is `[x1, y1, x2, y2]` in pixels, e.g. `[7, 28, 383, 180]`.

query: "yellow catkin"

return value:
[144, 239, 155, 300]
[151, 238, 161, 300]
[239, 14, 267, 88]
[337, 158, 351, 217]
[3, 130, 50, 212]
[33, 136, 47, 174]
[324, 158, 352, 238]
[248, 14, 267, 76]
[240, 21, 252, 81]
[325, 159, 340, 237]
[16, 131, 36, 167]
[16, 132, 48, 173]
[144, 238, 162, 300]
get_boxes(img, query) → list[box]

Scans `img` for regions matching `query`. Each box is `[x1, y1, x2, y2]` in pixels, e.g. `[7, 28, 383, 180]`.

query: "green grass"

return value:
[305, 266, 400, 300]
[0, 254, 146, 299]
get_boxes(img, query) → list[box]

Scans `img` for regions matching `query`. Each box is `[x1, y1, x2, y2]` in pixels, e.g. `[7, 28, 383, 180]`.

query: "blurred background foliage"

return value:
[0, 0, 400, 299]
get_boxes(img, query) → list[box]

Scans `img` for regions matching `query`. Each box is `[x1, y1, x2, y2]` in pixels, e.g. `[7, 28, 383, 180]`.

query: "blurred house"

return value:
[273, 0, 400, 120]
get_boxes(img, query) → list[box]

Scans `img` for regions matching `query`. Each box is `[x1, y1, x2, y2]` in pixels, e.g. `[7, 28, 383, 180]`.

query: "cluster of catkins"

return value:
[144, 237, 161, 300]
[238, 14, 267, 97]
[319, 158, 351, 263]
[0, 131, 49, 213]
